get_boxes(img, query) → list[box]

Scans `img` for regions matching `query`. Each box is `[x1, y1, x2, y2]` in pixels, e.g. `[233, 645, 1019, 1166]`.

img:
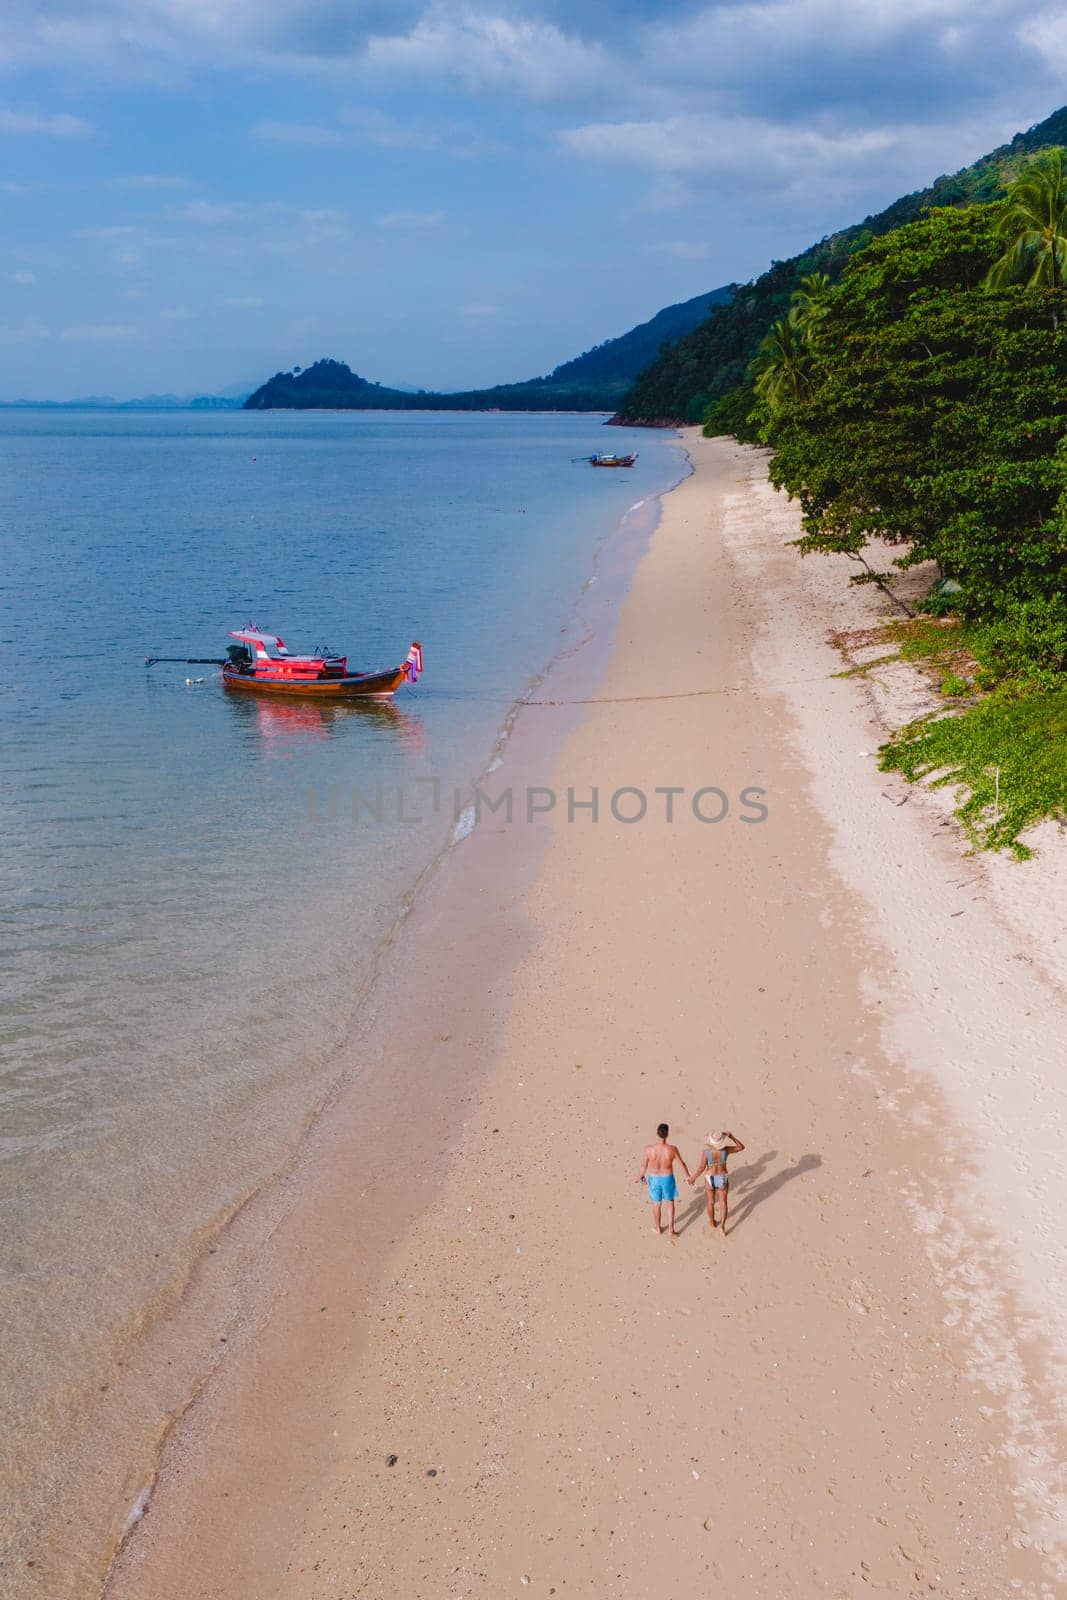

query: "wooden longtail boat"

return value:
[146, 626, 423, 699]
[588, 451, 638, 468]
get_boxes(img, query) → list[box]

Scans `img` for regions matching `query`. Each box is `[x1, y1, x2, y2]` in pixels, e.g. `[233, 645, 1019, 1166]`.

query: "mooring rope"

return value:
[518, 673, 839, 707]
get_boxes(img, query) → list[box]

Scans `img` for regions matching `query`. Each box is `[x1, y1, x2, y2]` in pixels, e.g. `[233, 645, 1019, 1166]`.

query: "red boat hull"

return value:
[222, 665, 409, 698]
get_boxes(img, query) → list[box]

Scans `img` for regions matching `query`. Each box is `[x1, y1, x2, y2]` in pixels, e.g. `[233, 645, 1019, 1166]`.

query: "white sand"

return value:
[103, 432, 1065, 1600]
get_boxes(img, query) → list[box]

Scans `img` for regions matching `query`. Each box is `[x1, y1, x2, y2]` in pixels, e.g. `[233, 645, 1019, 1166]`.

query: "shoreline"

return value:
[104, 432, 1063, 1598]
[6, 438, 688, 1600]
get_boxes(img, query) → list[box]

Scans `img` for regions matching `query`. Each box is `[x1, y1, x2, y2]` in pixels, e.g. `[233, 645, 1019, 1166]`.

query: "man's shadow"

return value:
[676, 1151, 822, 1235]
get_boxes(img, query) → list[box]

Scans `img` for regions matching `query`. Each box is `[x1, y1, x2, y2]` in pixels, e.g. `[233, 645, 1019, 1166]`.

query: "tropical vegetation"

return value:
[620, 104, 1067, 425]
[712, 148, 1067, 853]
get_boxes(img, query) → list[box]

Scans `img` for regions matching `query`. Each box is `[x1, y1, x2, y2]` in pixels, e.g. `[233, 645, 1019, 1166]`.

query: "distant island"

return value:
[242, 288, 732, 413]
[0, 386, 253, 411]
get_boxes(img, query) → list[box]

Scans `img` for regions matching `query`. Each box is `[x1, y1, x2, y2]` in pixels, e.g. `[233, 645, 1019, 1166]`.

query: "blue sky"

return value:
[1, 1, 1065, 399]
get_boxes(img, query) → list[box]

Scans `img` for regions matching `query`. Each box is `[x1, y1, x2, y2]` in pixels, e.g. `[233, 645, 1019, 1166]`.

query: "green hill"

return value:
[244, 360, 418, 410]
[619, 104, 1067, 425]
[243, 288, 732, 412]
[526, 287, 733, 396]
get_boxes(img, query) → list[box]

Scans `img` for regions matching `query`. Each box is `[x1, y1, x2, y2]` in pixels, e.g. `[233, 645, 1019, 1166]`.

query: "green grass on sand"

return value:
[880, 687, 1067, 859]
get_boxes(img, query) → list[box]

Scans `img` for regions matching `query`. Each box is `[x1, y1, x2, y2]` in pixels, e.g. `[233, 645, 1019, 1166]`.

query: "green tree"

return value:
[985, 147, 1067, 291]
[750, 312, 811, 411]
[762, 205, 1067, 612]
[790, 271, 833, 343]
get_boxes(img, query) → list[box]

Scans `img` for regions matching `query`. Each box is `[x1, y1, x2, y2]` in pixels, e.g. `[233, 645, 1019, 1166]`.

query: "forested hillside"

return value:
[620, 105, 1067, 425]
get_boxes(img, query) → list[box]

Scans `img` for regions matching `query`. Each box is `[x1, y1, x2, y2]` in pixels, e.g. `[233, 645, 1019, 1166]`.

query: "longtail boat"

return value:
[146, 626, 423, 699]
[588, 451, 637, 468]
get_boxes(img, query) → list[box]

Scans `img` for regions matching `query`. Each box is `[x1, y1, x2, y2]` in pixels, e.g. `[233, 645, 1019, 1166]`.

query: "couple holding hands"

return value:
[637, 1122, 745, 1239]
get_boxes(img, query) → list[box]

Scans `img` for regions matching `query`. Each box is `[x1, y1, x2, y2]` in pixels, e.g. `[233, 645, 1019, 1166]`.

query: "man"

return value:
[637, 1123, 691, 1238]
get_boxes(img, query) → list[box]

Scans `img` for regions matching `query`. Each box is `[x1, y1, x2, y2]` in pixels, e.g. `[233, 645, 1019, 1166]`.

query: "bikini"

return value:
[705, 1148, 729, 1190]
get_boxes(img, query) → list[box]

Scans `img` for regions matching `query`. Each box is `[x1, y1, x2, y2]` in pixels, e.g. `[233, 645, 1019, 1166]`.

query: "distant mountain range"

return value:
[619, 102, 1067, 424]
[0, 379, 258, 410]
[242, 288, 733, 412]
[1, 393, 246, 410]
[0, 291, 730, 414]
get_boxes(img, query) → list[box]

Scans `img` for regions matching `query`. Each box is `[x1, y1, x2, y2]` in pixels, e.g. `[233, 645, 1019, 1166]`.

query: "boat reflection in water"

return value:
[226, 688, 427, 757]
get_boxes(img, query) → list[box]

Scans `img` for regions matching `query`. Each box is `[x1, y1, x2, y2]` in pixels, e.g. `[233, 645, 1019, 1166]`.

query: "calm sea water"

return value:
[0, 408, 682, 1570]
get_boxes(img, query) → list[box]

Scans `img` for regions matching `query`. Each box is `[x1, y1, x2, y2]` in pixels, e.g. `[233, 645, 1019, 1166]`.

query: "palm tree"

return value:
[790, 271, 833, 343]
[750, 312, 811, 411]
[985, 147, 1067, 291]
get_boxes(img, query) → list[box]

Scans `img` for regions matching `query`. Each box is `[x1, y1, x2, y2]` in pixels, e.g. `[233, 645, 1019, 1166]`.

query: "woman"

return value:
[688, 1130, 744, 1236]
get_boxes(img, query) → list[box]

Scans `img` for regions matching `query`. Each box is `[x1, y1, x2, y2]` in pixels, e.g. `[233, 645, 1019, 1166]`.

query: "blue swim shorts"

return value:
[647, 1173, 677, 1203]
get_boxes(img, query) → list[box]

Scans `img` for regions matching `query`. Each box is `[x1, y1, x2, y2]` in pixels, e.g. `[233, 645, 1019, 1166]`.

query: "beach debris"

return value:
[386, 1454, 398, 1467]
[703, 1518, 714, 1532]
[426, 1468, 437, 1478]
[520, 1577, 531, 1586]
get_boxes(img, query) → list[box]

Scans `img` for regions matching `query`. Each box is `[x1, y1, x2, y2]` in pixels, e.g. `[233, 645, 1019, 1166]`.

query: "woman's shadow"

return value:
[676, 1150, 822, 1235]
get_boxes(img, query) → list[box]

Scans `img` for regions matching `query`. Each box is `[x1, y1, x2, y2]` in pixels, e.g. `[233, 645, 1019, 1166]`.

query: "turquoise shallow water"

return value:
[0, 408, 683, 1550]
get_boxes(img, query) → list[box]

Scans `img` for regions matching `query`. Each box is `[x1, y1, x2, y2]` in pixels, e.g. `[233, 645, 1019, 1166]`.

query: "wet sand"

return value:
[104, 433, 1064, 1599]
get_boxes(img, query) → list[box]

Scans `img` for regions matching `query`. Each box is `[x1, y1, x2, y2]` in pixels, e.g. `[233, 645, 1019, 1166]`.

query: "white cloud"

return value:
[1018, 9, 1067, 70]
[79, 224, 140, 240]
[0, 1, 417, 78]
[110, 173, 191, 189]
[643, 0, 1041, 103]
[11, 268, 36, 284]
[0, 107, 93, 136]
[340, 106, 441, 149]
[217, 293, 265, 307]
[170, 200, 244, 224]
[339, 105, 499, 158]
[362, 10, 608, 100]
[560, 113, 899, 177]
[298, 207, 346, 225]
[378, 208, 445, 228]
[161, 303, 194, 319]
[561, 104, 1035, 220]
[61, 323, 135, 342]
[0, 179, 27, 192]
[0, 316, 48, 342]
[253, 119, 342, 145]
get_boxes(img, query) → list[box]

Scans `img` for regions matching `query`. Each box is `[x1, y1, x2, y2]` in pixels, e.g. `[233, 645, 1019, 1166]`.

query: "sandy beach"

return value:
[102, 432, 1065, 1600]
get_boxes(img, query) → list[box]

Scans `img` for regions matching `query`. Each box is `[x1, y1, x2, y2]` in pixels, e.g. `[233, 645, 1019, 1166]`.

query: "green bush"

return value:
[880, 688, 1067, 856]
[967, 598, 1067, 689]
[702, 382, 760, 440]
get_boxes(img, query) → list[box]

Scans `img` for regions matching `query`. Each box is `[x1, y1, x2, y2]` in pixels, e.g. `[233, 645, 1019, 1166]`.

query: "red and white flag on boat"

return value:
[405, 641, 423, 683]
